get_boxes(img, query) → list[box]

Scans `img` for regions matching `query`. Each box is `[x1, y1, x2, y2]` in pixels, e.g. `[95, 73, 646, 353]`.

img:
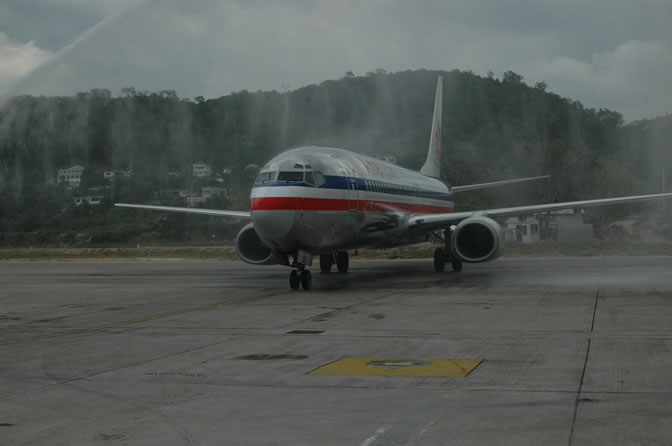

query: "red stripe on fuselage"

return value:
[251, 197, 453, 213]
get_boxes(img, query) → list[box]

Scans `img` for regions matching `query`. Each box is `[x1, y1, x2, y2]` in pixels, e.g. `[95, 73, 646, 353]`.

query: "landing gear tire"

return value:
[301, 270, 312, 290]
[289, 270, 301, 290]
[336, 251, 349, 273]
[320, 255, 333, 274]
[451, 256, 463, 272]
[433, 248, 446, 272]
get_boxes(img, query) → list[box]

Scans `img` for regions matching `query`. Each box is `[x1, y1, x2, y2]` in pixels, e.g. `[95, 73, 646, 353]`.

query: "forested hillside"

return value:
[0, 69, 670, 245]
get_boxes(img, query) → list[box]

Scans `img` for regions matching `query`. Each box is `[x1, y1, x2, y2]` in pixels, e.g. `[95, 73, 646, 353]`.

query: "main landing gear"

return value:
[433, 229, 463, 273]
[319, 252, 349, 274]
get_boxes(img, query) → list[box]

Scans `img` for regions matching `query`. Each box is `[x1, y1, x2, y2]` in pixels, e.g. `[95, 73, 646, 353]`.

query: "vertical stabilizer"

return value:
[420, 76, 443, 178]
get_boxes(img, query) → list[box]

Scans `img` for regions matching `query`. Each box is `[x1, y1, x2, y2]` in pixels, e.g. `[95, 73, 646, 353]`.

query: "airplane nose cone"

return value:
[251, 210, 296, 246]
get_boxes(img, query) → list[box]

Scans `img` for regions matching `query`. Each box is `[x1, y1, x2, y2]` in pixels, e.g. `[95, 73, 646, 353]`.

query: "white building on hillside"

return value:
[73, 195, 104, 206]
[103, 170, 131, 179]
[57, 165, 85, 188]
[186, 194, 207, 207]
[192, 162, 212, 177]
[201, 186, 228, 199]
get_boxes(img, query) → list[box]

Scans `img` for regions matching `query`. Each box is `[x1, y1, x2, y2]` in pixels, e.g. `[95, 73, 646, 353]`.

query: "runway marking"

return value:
[360, 425, 391, 446]
[310, 356, 483, 377]
[0, 291, 285, 346]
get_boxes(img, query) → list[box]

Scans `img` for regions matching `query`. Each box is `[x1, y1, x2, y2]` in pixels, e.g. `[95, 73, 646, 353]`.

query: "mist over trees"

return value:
[0, 69, 670, 245]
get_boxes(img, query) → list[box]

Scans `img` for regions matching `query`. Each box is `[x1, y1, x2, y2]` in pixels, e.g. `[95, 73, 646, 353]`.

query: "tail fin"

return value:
[420, 75, 443, 178]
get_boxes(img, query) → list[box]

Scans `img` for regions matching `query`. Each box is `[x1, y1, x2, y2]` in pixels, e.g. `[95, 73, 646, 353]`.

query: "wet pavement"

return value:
[2, 257, 672, 445]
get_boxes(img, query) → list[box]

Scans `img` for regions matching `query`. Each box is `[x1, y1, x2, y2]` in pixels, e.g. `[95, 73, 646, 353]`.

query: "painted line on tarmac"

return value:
[0, 290, 286, 346]
[360, 425, 391, 446]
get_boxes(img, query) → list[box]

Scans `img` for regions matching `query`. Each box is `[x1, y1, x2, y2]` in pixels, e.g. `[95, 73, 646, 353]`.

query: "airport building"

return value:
[504, 216, 541, 244]
[505, 209, 594, 243]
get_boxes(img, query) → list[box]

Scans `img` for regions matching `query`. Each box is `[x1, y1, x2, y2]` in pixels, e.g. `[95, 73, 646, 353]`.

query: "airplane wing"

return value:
[451, 175, 550, 193]
[114, 203, 251, 218]
[409, 192, 672, 232]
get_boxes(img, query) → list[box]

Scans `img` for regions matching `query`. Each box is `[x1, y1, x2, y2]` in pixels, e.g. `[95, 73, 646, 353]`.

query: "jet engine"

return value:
[452, 216, 504, 263]
[235, 223, 275, 265]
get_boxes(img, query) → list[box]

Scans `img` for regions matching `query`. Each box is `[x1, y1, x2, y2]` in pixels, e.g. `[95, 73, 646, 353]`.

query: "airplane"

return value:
[116, 76, 672, 290]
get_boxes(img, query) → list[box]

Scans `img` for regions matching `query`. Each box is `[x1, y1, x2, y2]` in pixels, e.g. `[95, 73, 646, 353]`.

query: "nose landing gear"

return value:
[289, 250, 350, 290]
[290, 268, 312, 290]
[290, 250, 314, 290]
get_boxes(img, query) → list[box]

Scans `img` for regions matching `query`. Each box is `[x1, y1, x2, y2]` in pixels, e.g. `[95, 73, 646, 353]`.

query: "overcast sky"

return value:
[1, 0, 671, 121]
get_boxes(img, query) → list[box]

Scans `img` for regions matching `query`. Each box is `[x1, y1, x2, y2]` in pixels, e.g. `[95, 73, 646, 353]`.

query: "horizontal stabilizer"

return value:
[452, 175, 550, 193]
[115, 203, 251, 218]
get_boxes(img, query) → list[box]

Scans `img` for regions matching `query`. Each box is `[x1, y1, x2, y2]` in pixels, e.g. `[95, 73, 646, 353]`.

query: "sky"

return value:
[0, 0, 671, 121]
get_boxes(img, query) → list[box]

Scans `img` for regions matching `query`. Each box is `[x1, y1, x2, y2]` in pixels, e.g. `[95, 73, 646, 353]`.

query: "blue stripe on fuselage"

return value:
[254, 175, 454, 202]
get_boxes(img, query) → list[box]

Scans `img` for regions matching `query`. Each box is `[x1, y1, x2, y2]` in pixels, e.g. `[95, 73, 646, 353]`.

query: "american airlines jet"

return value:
[117, 77, 672, 290]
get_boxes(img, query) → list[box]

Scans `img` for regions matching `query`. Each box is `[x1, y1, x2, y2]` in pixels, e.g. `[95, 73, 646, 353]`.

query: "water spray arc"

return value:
[0, 0, 152, 108]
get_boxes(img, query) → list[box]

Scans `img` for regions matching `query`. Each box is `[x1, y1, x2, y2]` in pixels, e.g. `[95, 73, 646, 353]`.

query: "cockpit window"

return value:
[304, 171, 315, 186]
[313, 171, 326, 187]
[256, 171, 276, 184]
[277, 171, 304, 182]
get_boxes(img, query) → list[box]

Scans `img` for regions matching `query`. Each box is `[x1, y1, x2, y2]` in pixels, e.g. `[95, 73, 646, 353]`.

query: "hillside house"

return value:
[57, 165, 85, 188]
[192, 162, 212, 178]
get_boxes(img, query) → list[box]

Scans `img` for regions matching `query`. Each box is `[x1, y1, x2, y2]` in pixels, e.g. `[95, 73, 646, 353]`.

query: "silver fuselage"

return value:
[251, 146, 454, 254]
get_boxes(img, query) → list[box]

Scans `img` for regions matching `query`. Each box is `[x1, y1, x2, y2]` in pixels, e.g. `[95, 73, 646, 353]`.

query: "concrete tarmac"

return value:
[1, 257, 672, 445]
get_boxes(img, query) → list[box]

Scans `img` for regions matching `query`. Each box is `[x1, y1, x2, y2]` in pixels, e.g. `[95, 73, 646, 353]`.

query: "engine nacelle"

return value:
[235, 223, 275, 265]
[453, 216, 504, 263]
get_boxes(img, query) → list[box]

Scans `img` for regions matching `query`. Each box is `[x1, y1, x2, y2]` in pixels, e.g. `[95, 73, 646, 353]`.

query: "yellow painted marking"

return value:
[310, 356, 483, 377]
[0, 291, 285, 346]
